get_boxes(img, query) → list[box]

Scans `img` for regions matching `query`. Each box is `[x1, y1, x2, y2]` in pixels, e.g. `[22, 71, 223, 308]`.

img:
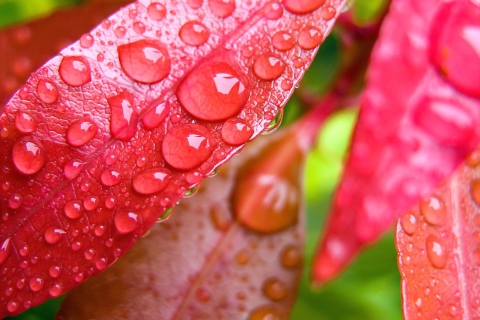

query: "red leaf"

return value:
[313, 0, 480, 283]
[0, 0, 346, 316]
[396, 151, 480, 319]
[55, 108, 326, 319]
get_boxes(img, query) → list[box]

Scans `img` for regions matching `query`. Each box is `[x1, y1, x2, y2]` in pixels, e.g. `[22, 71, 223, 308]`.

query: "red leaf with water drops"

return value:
[313, 0, 480, 284]
[55, 108, 327, 320]
[0, 0, 347, 316]
[396, 151, 480, 319]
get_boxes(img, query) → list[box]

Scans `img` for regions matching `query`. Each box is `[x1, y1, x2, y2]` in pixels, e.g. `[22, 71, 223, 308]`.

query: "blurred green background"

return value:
[0, 0, 401, 319]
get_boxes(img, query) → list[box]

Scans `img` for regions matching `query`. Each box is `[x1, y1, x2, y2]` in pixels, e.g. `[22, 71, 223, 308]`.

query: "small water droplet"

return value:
[105, 197, 116, 209]
[157, 207, 173, 222]
[133, 21, 146, 34]
[264, 1, 283, 20]
[118, 39, 171, 84]
[272, 31, 296, 51]
[208, 0, 236, 17]
[236, 249, 249, 265]
[115, 210, 139, 234]
[45, 227, 66, 244]
[49, 283, 63, 297]
[29, 277, 44, 292]
[283, 0, 325, 14]
[184, 185, 200, 198]
[37, 79, 59, 104]
[321, 5, 337, 20]
[132, 168, 171, 194]
[19, 246, 28, 257]
[74, 272, 84, 282]
[95, 258, 107, 270]
[101, 19, 111, 29]
[16, 279, 25, 289]
[8, 194, 22, 209]
[0, 238, 12, 265]
[221, 118, 253, 145]
[141, 99, 169, 130]
[177, 51, 250, 121]
[12, 138, 46, 175]
[66, 118, 97, 147]
[80, 33, 94, 48]
[298, 26, 323, 50]
[187, 0, 203, 9]
[162, 124, 214, 170]
[84, 196, 99, 211]
[253, 53, 286, 80]
[63, 160, 84, 180]
[15, 111, 37, 133]
[49, 266, 61, 278]
[180, 21, 210, 46]
[108, 91, 138, 141]
[281, 79, 293, 90]
[147, 2, 166, 21]
[263, 278, 287, 301]
[420, 196, 446, 225]
[114, 26, 126, 38]
[101, 169, 121, 186]
[263, 110, 283, 134]
[426, 235, 447, 269]
[94, 225, 106, 237]
[248, 305, 283, 320]
[84, 248, 95, 260]
[281, 245, 302, 269]
[59, 56, 91, 87]
[400, 212, 418, 235]
[7, 300, 18, 313]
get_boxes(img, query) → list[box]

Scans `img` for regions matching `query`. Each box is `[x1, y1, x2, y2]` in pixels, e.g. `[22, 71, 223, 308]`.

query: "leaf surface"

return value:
[396, 151, 480, 319]
[313, 0, 480, 283]
[0, 0, 346, 316]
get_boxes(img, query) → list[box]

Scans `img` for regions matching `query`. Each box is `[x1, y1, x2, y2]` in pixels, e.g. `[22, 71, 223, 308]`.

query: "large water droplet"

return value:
[64, 160, 84, 179]
[117, 39, 171, 84]
[101, 169, 121, 186]
[66, 118, 97, 147]
[283, 0, 325, 14]
[114, 210, 139, 234]
[298, 26, 323, 50]
[59, 56, 91, 87]
[248, 305, 283, 320]
[108, 91, 138, 141]
[272, 31, 296, 51]
[0, 238, 11, 265]
[147, 3, 166, 21]
[45, 227, 66, 244]
[253, 53, 286, 80]
[132, 168, 171, 194]
[426, 235, 447, 269]
[37, 79, 59, 104]
[400, 212, 418, 235]
[12, 138, 46, 175]
[420, 196, 446, 225]
[15, 112, 36, 133]
[162, 124, 214, 170]
[221, 118, 253, 145]
[64, 200, 83, 219]
[179, 21, 210, 46]
[29, 277, 44, 292]
[281, 245, 302, 269]
[177, 51, 250, 121]
[262, 278, 287, 301]
[142, 99, 169, 130]
[208, 0, 236, 17]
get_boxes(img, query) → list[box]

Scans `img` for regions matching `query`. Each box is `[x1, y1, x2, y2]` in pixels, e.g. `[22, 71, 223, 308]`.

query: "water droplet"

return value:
[281, 79, 293, 90]
[45, 227, 66, 244]
[114, 210, 139, 234]
[162, 124, 214, 170]
[179, 21, 210, 46]
[64, 160, 84, 179]
[141, 99, 169, 130]
[84, 196, 99, 211]
[253, 53, 286, 80]
[95, 258, 107, 270]
[84, 248, 95, 260]
[430, 1, 480, 97]
[15, 112, 37, 133]
[298, 26, 323, 50]
[19, 246, 28, 257]
[0, 238, 12, 265]
[400, 212, 418, 235]
[264, 1, 283, 20]
[177, 51, 250, 121]
[184, 185, 200, 197]
[281, 245, 302, 269]
[248, 305, 283, 320]
[472, 179, 480, 206]
[108, 92, 138, 141]
[283, 0, 325, 14]
[221, 118, 253, 145]
[8, 194, 22, 209]
[12, 138, 46, 175]
[272, 31, 296, 51]
[263, 278, 287, 301]
[420, 196, 446, 225]
[187, 0, 203, 9]
[133, 21, 146, 34]
[101, 19, 111, 29]
[132, 168, 171, 194]
[37, 79, 59, 104]
[59, 56, 91, 87]
[263, 110, 283, 134]
[66, 118, 97, 147]
[157, 207, 173, 222]
[80, 33, 94, 48]
[74, 273, 84, 282]
[208, 0, 236, 17]
[321, 6, 337, 20]
[49, 283, 63, 297]
[94, 225, 106, 236]
[118, 39, 171, 84]
[16, 279, 25, 289]
[49, 266, 61, 278]
[236, 249, 249, 265]
[101, 169, 121, 186]
[29, 277, 44, 292]
[114, 26, 126, 38]
[7, 300, 18, 313]
[147, 2, 166, 21]
[426, 235, 447, 269]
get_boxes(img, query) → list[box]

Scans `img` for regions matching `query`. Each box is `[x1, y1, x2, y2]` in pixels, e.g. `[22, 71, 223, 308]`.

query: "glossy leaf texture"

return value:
[396, 150, 480, 319]
[55, 106, 328, 320]
[0, 0, 347, 316]
[0, 0, 130, 113]
[313, 0, 480, 283]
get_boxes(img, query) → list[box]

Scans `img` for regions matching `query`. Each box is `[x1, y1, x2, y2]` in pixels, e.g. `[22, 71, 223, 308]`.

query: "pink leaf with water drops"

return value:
[396, 151, 480, 319]
[313, 0, 480, 284]
[0, 0, 347, 316]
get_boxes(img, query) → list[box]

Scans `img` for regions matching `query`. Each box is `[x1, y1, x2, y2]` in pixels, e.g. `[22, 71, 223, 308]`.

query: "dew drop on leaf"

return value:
[0, 238, 12, 265]
[282, 0, 325, 14]
[420, 196, 446, 225]
[248, 305, 283, 320]
[263, 110, 283, 135]
[400, 212, 418, 235]
[179, 21, 210, 46]
[37, 79, 59, 104]
[64, 200, 83, 219]
[141, 99, 169, 130]
[187, 0, 203, 9]
[208, 0, 235, 18]
[133, 22, 146, 35]
[114, 210, 139, 234]
[108, 91, 138, 141]
[298, 26, 323, 50]
[66, 118, 97, 147]
[117, 39, 171, 84]
[7, 300, 18, 313]
[49, 284, 63, 297]
[59, 56, 91, 87]
[235, 249, 250, 265]
[8, 194, 22, 210]
[176, 52, 250, 121]
[321, 5, 337, 20]
[84, 196, 99, 211]
[132, 168, 171, 194]
[426, 235, 447, 269]
[221, 118, 253, 145]
[264, 1, 283, 20]
[14, 112, 36, 133]
[114, 26, 126, 38]
[262, 278, 288, 301]
[162, 124, 214, 170]
[280, 245, 302, 269]
[184, 185, 200, 198]
[147, 2, 167, 21]
[253, 53, 286, 80]
[12, 139, 46, 175]
[44, 228, 66, 244]
[49, 266, 61, 278]
[63, 160, 84, 180]
[100, 169, 121, 186]
[272, 31, 296, 51]
[79, 33, 94, 48]
[29, 277, 44, 292]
